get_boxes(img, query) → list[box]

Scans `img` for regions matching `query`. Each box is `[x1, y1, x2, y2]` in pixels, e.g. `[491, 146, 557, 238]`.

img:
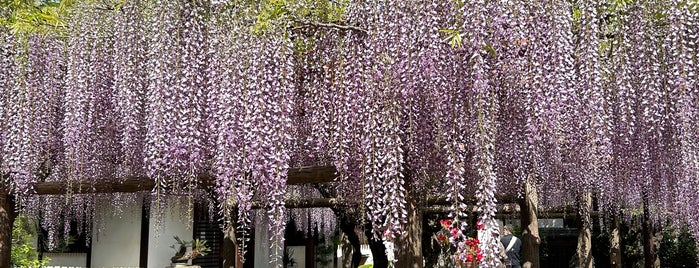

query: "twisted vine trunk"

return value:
[574, 191, 593, 268]
[341, 235, 352, 268]
[641, 193, 658, 268]
[610, 212, 622, 268]
[0, 190, 15, 268]
[364, 224, 388, 268]
[339, 218, 363, 268]
[395, 198, 423, 268]
[519, 176, 540, 268]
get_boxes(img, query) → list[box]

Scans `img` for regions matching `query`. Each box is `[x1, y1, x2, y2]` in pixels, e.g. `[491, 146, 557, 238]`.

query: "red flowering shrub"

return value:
[432, 219, 483, 266]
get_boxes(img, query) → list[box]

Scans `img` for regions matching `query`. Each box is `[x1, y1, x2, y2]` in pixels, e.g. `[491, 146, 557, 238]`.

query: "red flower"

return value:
[438, 234, 447, 243]
[440, 219, 452, 229]
[466, 255, 474, 263]
[476, 221, 484, 230]
[476, 253, 483, 261]
[450, 227, 460, 238]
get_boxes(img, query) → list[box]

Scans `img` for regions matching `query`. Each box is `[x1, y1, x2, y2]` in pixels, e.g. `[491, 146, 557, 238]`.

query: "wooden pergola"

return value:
[0, 165, 545, 268]
[1, 166, 339, 267]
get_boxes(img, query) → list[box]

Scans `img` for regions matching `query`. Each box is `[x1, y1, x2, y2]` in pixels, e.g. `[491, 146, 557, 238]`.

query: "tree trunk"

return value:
[519, 176, 540, 268]
[339, 218, 362, 268]
[395, 198, 423, 268]
[341, 234, 352, 268]
[574, 191, 593, 268]
[609, 212, 622, 268]
[1, 191, 16, 268]
[222, 226, 239, 268]
[641, 193, 658, 268]
[364, 226, 388, 268]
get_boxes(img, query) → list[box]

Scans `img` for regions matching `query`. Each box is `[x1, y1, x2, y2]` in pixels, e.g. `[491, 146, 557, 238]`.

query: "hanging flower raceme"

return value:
[665, 0, 699, 238]
[145, 0, 184, 195]
[0, 31, 66, 201]
[62, 1, 118, 186]
[211, 3, 296, 261]
[211, 8, 254, 257]
[0, 28, 13, 187]
[471, 60, 502, 268]
[112, 1, 147, 178]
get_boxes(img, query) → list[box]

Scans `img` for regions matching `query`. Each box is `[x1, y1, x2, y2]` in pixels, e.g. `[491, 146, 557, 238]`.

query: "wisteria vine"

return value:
[1, 0, 698, 267]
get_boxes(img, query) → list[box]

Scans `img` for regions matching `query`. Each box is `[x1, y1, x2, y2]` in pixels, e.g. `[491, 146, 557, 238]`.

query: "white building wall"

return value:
[91, 199, 142, 268]
[44, 252, 88, 267]
[254, 216, 271, 268]
[287, 246, 306, 268]
[538, 218, 564, 228]
[147, 198, 193, 268]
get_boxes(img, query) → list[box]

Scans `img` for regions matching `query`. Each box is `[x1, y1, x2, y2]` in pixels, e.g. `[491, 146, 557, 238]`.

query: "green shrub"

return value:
[659, 224, 698, 268]
[11, 216, 50, 268]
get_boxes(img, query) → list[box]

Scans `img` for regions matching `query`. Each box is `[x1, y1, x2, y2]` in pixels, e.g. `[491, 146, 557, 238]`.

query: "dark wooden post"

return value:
[1, 190, 16, 268]
[519, 176, 540, 268]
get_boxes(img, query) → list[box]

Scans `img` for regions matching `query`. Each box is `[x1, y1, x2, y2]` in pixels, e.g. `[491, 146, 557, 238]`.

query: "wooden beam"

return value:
[247, 197, 523, 210]
[251, 198, 343, 209]
[35, 176, 154, 195]
[422, 203, 520, 214]
[33, 166, 338, 195]
[286, 165, 338, 184]
[291, 20, 368, 35]
[425, 193, 517, 205]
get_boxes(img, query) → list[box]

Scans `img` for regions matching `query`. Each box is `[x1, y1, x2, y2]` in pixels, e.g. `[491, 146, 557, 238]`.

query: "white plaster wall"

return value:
[538, 218, 564, 228]
[147, 198, 193, 268]
[254, 217, 271, 268]
[254, 215, 282, 268]
[91, 199, 142, 268]
[360, 244, 372, 264]
[44, 252, 88, 267]
[287, 246, 305, 268]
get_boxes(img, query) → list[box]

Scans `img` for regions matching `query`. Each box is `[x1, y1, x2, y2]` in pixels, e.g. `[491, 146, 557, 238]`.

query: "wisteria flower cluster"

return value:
[1, 0, 699, 266]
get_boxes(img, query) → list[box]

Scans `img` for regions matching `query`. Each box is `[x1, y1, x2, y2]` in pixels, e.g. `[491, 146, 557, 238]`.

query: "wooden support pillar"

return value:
[305, 236, 315, 268]
[396, 198, 423, 268]
[574, 191, 593, 268]
[139, 202, 150, 268]
[519, 176, 540, 268]
[1, 190, 16, 268]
